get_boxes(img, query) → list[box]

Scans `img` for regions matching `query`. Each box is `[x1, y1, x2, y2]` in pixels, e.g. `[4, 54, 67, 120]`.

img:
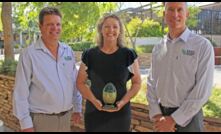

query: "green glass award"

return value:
[102, 82, 117, 110]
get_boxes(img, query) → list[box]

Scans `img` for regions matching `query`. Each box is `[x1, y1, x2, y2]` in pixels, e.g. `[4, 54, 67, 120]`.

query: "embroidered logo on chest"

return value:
[64, 56, 72, 61]
[182, 49, 195, 56]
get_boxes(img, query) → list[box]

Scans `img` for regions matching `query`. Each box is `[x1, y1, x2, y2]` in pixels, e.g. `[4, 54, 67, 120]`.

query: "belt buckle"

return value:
[59, 111, 68, 116]
[51, 110, 68, 116]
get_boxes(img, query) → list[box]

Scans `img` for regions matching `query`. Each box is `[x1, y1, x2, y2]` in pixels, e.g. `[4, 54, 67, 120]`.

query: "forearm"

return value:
[77, 83, 97, 104]
[147, 75, 162, 119]
[121, 81, 141, 104]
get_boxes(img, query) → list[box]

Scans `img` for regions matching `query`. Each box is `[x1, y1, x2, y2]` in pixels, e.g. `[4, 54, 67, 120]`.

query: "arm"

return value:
[171, 42, 214, 127]
[117, 59, 141, 109]
[146, 52, 162, 120]
[12, 50, 34, 131]
[76, 63, 103, 111]
[72, 51, 82, 113]
[72, 62, 83, 124]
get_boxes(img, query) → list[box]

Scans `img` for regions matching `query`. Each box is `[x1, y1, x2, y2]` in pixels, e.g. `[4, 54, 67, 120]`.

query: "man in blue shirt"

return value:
[147, 2, 214, 132]
[13, 7, 82, 132]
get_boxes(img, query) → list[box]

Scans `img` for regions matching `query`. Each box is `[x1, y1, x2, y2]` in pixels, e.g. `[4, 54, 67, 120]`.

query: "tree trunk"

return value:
[1, 2, 14, 61]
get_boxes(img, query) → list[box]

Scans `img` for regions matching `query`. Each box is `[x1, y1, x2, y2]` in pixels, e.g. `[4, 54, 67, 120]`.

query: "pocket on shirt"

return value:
[174, 54, 197, 75]
[62, 62, 75, 77]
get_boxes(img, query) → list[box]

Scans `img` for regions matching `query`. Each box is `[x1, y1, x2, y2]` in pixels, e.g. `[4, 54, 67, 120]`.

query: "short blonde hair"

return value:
[96, 13, 125, 48]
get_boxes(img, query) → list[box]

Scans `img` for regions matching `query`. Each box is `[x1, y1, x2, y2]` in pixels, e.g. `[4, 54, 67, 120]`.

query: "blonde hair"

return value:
[96, 13, 125, 48]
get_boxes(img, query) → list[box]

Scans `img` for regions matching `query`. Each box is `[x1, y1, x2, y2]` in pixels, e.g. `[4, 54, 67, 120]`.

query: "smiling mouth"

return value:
[50, 32, 60, 35]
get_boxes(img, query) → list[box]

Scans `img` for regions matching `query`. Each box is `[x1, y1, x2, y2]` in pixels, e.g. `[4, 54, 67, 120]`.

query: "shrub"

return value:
[203, 87, 221, 118]
[69, 42, 95, 51]
[136, 45, 154, 54]
[14, 44, 20, 49]
[0, 59, 18, 77]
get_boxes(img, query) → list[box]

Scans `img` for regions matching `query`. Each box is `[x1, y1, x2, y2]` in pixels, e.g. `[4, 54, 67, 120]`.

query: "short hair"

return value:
[39, 7, 62, 25]
[96, 13, 125, 48]
[163, 2, 188, 8]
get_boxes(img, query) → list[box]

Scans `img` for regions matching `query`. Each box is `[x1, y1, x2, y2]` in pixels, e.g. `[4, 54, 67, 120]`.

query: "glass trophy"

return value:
[102, 82, 117, 110]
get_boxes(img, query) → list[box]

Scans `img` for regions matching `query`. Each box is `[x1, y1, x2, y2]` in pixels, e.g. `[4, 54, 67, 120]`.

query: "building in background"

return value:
[197, 2, 221, 46]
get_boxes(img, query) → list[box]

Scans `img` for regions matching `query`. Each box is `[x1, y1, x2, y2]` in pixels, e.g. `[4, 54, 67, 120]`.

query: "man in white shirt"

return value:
[147, 2, 214, 132]
[13, 7, 82, 132]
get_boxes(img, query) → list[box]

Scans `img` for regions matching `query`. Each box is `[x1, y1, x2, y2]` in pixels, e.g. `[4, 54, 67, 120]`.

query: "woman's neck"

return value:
[101, 43, 119, 54]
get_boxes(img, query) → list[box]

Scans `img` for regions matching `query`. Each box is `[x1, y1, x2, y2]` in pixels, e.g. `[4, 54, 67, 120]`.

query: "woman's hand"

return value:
[102, 100, 126, 112]
[92, 99, 103, 111]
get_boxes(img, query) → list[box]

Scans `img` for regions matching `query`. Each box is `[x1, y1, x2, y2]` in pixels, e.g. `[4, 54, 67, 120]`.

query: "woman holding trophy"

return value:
[76, 14, 141, 132]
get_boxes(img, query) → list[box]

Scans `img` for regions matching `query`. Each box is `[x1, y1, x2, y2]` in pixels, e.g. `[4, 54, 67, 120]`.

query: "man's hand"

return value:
[154, 116, 176, 132]
[72, 112, 82, 125]
[153, 114, 163, 122]
[21, 127, 34, 132]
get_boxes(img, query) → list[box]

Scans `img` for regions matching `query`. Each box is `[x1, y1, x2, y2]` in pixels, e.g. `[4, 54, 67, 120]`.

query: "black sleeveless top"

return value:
[82, 46, 138, 114]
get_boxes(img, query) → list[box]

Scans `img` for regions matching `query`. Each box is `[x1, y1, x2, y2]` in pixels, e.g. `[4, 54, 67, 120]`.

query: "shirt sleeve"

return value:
[72, 51, 82, 113]
[81, 49, 89, 67]
[12, 49, 33, 129]
[171, 40, 215, 127]
[127, 48, 138, 80]
[146, 46, 162, 120]
[127, 48, 138, 66]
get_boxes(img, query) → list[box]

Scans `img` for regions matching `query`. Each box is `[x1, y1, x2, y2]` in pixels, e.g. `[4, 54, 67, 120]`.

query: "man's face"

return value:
[39, 15, 62, 41]
[164, 2, 189, 30]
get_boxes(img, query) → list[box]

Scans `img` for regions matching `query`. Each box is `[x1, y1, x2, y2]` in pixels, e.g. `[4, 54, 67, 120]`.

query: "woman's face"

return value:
[101, 17, 120, 43]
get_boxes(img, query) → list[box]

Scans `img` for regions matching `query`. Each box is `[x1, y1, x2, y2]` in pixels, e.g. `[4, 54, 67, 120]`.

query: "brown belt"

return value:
[32, 109, 71, 116]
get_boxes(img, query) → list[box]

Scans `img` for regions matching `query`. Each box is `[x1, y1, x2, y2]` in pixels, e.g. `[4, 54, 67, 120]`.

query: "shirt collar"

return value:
[166, 27, 191, 44]
[34, 37, 67, 52]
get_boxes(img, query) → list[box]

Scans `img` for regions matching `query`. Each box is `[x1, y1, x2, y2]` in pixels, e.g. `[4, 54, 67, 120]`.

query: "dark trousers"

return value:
[159, 104, 204, 132]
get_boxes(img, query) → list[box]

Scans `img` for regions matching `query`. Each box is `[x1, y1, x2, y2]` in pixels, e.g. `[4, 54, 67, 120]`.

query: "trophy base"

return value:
[102, 105, 118, 110]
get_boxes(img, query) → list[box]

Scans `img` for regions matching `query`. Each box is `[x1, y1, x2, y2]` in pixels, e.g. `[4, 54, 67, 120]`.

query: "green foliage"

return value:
[127, 17, 164, 37]
[126, 17, 142, 37]
[203, 87, 221, 118]
[69, 41, 95, 51]
[0, 59, 18, 77]
[139, 19, 164, 37]
[12, 2, 117, 43]
[14, 44, 20, 49]
[187, 6, 201, 30]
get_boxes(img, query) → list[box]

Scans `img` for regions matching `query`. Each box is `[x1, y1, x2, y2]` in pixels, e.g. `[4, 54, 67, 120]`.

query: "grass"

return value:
[128, 77, 221, 118]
